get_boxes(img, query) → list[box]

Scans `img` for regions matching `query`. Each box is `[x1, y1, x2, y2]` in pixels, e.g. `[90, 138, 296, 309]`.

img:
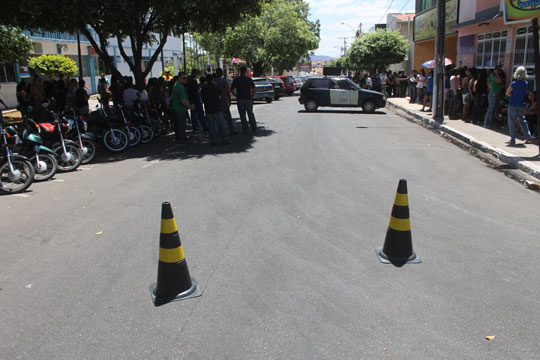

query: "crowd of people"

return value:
[11, 66, 258, 147]
[353, 65, 537, 144]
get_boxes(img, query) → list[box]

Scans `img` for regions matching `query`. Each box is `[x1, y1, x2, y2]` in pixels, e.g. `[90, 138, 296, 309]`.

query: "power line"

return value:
[397, 0, 413, 13]
[376, 0, 395, 24]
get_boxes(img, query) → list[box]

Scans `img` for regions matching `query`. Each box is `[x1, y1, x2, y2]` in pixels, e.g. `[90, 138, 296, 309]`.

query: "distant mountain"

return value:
[310, 55, 335, 61]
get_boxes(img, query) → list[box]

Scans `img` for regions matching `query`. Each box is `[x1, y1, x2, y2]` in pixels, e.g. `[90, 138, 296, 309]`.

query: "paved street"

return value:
[1, 96, 540, 359]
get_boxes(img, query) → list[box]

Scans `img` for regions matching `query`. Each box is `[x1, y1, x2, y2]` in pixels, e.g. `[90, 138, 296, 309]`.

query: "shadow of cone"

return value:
[375, 179, 422, 266]
[151, 202, 202, 306]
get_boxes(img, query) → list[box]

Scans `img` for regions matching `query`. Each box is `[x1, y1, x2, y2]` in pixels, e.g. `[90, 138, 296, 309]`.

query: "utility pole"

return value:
[182, 33, 186, 72]
[338, 37, 348, 56]
[533, 18, 540, 155]
[76, 31, 83, 82]
[433, 0, 445, 123]
[159, 33, 165, 74]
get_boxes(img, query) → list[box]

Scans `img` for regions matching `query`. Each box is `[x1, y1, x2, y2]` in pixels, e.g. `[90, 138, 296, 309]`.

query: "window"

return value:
[476, 30, 507, 68]
[513, 26, 538, 91]
[309, 79, 331, 89]
[513, 26, 537, 69]
[0, 64, 16, 83]
[417, 0, 435, 12]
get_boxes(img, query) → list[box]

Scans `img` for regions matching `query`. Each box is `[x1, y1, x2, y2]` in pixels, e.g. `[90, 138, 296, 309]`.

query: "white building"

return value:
[386, 13, 415, 74]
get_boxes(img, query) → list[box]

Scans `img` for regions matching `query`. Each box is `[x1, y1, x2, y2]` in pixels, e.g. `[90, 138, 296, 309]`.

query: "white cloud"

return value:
[309, 0, 415, 56]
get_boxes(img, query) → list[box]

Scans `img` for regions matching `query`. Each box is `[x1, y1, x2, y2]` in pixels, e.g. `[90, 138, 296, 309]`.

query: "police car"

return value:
[298, 77, 386, 113]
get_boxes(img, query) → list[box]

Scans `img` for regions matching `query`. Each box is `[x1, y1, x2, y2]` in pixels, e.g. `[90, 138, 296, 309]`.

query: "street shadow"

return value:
[91, 123, 275, 164]
[297, 109, 387, 115]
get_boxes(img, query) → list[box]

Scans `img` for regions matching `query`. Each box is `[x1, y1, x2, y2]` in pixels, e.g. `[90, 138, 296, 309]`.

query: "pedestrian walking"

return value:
[230, 66, 257, 134]
[171, 72, 193, 144]
[201, 74, 231, 146]
[505, 66, 534, 145]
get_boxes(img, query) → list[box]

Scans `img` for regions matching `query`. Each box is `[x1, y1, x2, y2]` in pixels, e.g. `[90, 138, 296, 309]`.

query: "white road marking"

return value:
[13, 194, 30, 198]
[78, 167, 92, 171]
[52, 179, 65, 182]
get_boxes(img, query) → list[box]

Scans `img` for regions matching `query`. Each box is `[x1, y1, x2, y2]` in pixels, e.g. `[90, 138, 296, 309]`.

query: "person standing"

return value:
[421, 70, 434, 112]
[484, 66, 503, 128]
[416, 69, 425, 104]
[524, 91, 537, 137]
[448, 69, 460, 119]
[171, 72, 193, 144]
[408, 70, 417, 104]
[201, 74, 231, 145]
[75, 80, 90, 115]
[365, 74, 373, 90]
[505, 66, 534, 145]
[461, 68, 472, 121]
[215, 68, 237, 135]
[473, 69, 488, 124]
[230, 66, 257, 134]
[186, 69, 208, 132]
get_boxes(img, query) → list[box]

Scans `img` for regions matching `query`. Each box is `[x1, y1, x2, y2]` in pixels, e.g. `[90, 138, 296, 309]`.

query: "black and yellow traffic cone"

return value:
[151, 202, 201, 306]
[375, 179, 421, 265]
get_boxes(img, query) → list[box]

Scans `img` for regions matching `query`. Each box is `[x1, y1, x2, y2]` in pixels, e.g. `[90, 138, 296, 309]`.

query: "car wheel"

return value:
[304, 99, 318, 112]
[363, 100, 375, 113]
[274, 95, 280, 101]
[266, 98, 273, 103]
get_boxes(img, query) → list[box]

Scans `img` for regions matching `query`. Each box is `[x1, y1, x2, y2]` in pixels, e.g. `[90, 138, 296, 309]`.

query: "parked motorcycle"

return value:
[115, 105, 142, 146]
[0, 120, 34, 194]
[64, 109, 97, 164]
[38, 105, 83, 172]
[15, 117, 58, 181]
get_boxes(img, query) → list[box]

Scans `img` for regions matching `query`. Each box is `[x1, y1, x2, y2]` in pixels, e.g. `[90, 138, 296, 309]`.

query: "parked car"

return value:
[292, 76, 304, 90]
[269, 76, 295, 96]
[227, 77, 275, 103]
[267, 77, 285, 100]
[298, 77, 386, 113]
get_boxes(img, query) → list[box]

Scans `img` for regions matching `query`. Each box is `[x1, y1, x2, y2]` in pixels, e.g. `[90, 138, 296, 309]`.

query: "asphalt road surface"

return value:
[1, 96, 540, 359]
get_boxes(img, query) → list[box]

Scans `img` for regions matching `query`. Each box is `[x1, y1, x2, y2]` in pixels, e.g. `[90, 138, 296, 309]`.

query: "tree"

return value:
[0, 26, 33, 64]
[28, 54, 78, 79]
[205, 0, 319, 76]
[347, 30, 408, 73]
[1, 0, 261, 89]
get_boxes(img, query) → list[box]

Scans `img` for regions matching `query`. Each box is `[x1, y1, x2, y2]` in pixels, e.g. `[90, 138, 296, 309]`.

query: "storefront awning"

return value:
[450, 6, 502, 30]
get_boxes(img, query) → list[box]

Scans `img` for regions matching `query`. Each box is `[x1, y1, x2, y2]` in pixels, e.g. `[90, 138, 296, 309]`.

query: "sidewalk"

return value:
[386, 97, 540, 181]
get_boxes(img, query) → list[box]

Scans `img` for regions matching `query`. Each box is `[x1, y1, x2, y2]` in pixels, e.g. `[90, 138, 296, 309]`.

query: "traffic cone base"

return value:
[375, 247, 422, 264]
[375, 179, 422, 265]
[150, 278, 202, 306]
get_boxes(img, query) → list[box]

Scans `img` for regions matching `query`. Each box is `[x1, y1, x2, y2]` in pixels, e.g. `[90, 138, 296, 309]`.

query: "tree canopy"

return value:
[0, 26, 33, 64]
[346, 29, 408, 73]
[1, 0, 261, 88]
[28, 54, 78, 79]
[197, 0, 320, 76]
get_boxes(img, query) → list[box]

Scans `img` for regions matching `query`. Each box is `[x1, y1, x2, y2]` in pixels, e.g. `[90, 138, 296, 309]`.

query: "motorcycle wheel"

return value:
[53, 143, 83, 172]
[140, 125, 154, 143]
[0, 158, 34, 194]
[150, 119, 162, 137]
[126, 126, 141, 147]
[81, 139, 97, 164]
[31, 153, 58, 181]
[103, 129, 129, 152]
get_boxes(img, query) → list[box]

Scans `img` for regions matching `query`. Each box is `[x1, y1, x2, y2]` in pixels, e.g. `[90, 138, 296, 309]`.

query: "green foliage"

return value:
[1, 0, 261, 88]
[0, 26, 33, 64]
[347, 29, 408, 72]
[209, 0, 320, 76]
[28, 54, 78, 79]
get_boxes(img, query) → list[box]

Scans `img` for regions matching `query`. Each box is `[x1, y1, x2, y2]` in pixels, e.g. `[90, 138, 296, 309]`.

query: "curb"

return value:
[386, 100, 540, 182]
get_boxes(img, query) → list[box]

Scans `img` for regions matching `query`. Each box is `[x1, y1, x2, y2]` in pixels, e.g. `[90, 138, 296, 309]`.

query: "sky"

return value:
[307, 0, 415, 58]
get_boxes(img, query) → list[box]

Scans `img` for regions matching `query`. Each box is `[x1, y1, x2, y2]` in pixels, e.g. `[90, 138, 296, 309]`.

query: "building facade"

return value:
[413, 0, 459, 71]
[453, 0, 537, 89]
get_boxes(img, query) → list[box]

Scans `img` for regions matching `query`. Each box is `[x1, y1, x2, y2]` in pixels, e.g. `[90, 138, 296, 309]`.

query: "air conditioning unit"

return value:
[33, 42, 43, 54]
